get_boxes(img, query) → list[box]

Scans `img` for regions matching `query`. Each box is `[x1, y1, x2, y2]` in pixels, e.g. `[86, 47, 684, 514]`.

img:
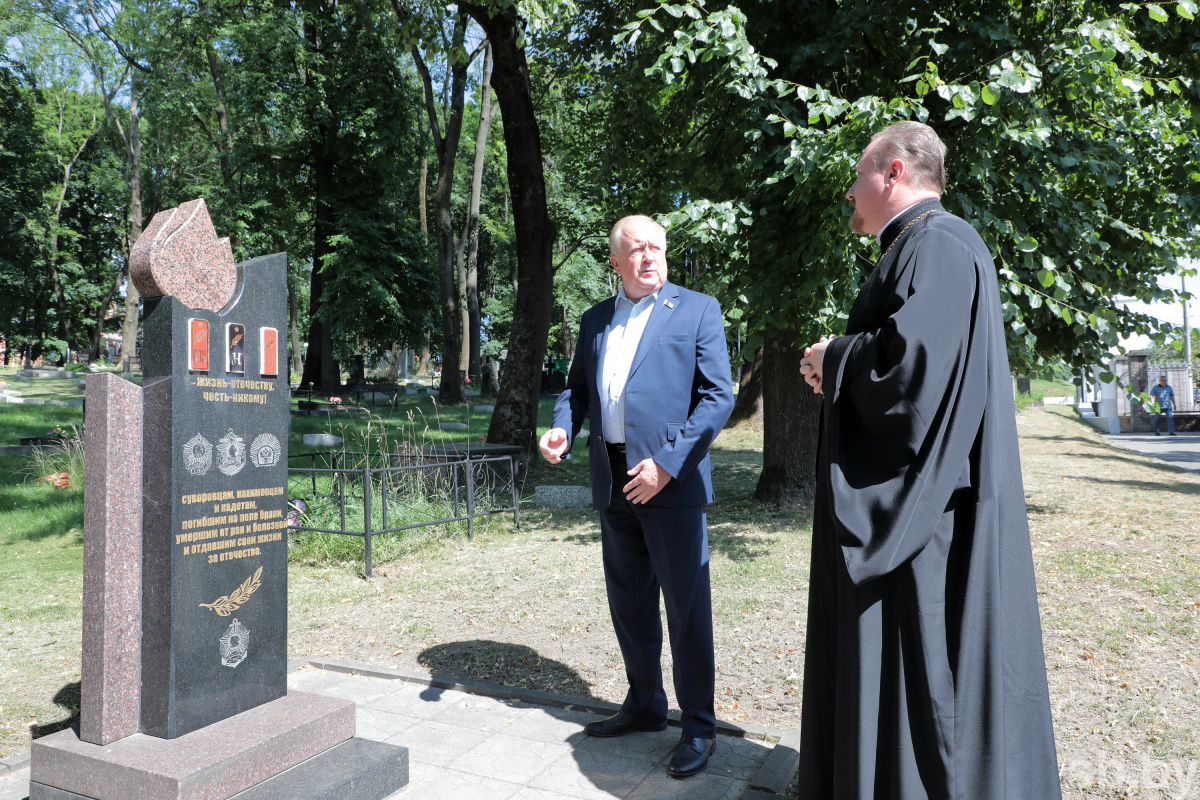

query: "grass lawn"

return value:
[1031, 376, 1077, 397]
[0, 377, 86, 402]
[0, 401, 1197, 799]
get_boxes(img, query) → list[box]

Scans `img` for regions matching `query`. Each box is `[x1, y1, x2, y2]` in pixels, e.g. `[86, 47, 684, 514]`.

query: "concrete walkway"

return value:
[0, 660, 798, 800]
[1100, 430, 1200, 473]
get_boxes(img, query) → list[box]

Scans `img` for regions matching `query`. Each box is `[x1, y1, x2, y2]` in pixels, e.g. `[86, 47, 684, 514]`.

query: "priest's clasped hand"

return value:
[800, 336, 834, 394]
[623, 458, 672, 504]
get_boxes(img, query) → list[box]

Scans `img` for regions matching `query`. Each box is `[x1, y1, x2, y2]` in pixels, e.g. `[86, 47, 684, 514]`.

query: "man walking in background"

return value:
[796, 122, 1062, 799]
[1150, 374, 1176, 435]
[539, 214, 733, 779]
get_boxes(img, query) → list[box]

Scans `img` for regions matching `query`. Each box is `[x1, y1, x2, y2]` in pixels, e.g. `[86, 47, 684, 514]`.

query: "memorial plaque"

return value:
[133, 200, 290, 738]
[32, 197, 407, 800]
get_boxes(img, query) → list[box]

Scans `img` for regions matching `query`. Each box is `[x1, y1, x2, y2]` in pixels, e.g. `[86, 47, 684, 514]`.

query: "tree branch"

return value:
[83, 0, 152, 72]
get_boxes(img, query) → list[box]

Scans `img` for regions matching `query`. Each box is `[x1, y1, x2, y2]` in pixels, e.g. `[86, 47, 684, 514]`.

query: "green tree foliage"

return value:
[629, 0, 1199, 376]
[0, 59, 56, 363]
[606, 0, 1200, 501]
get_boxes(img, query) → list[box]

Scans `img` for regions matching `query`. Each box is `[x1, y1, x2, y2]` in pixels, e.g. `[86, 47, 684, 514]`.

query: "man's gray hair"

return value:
[870, 121, 947, 194]
[609, 215, 666, 256]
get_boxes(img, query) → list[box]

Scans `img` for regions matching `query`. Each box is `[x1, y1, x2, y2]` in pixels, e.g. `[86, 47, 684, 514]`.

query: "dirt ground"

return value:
[4, 407, 1198, 799]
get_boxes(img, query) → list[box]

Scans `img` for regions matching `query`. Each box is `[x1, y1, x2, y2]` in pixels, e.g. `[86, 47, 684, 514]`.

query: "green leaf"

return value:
[1147, 4, 1169, 21]
[1061, 306, 1074, 324]
[981, 83, 997, 105]
[1016, 236, 1039, 252]
[1178, 0, 1197, 19]
[1037, 269, 1055, 287]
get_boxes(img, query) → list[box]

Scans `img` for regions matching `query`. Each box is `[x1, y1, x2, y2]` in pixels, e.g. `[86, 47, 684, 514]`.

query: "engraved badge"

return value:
[226, 323, 246, 375]
[183, 433, 213, 476]
[260, 327, 279, 377]
[216, 429, 247, 476]
[189, 319, 210, 371]
[219, 618, 249, 668]
[249, 433, 281, 468]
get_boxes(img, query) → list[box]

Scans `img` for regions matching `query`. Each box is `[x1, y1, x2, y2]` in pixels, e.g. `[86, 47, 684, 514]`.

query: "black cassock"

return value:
[797, 199, 1062, 800]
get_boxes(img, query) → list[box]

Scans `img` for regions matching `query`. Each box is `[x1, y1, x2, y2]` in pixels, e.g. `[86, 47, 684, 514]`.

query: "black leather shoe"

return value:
[584, 711, 668, 738]
[667, 734, 716, 778]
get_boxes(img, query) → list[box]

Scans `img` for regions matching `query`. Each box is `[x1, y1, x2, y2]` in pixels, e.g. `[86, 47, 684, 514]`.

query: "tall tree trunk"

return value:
[203, 34, 237, 253]
[44, 104, 97, 351]
[727, 344, 763, 426]
[416, 113, 431, 380]
[561, 304, 575, 362]
[462, 2, 556, 454]
[753, 329, 821, 505]
[298, 118, 339, 390]
[385, 342, 403, 381]
[417, 328, 431, 376]
[117, 91, 143, 373]
[463, 42, 495, 388]
[407, 17, 474, 405]
[299, 7, 340, 391]
[288, 280, 303, 376]
[88, 265, 124, 360]
[204, 39, 233, 183]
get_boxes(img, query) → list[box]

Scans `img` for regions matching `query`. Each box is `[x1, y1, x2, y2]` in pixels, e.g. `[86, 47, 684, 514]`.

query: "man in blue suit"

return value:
[539, 214, 733, 779]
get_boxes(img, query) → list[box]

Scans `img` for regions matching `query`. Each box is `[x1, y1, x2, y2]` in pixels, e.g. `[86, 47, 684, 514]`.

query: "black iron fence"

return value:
[287, 448, 520, 576]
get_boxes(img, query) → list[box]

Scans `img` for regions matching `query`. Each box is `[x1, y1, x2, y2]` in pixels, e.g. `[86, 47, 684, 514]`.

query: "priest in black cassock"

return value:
[796, 122, 1062, 799]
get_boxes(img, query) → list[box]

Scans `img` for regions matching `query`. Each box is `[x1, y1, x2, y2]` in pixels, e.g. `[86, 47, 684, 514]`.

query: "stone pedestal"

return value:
[28, 692, 407, 800]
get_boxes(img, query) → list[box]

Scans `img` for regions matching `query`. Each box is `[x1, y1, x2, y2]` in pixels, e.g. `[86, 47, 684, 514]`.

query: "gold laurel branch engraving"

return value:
[198, 567, 263, 616]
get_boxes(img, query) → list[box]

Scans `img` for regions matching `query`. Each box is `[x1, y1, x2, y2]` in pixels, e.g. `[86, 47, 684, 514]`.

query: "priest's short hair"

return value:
[870, 121, 947, 194]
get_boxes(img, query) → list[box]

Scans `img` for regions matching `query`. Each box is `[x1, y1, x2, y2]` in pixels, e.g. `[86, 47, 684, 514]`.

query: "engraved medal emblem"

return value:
[189, 318, 210, 371]
[249, 433, 281, 468]
[216, 429, 247, 476]
[183, 433, 213, 476]
[219, 618, 249, 668]
[226, 323, 246, 375]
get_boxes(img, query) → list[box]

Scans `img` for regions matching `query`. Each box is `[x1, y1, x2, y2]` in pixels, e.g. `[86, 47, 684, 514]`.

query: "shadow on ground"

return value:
[418, 639, 598, 699]
[415, 640, 777, 796]
[29, 682, 79, 741]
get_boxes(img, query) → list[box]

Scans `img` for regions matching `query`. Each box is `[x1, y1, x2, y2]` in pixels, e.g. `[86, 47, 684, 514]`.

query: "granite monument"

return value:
[28, 199, 408, 800]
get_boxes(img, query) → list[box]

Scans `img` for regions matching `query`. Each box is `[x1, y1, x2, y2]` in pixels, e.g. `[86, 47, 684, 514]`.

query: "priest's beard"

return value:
[849, 210, 870, 235]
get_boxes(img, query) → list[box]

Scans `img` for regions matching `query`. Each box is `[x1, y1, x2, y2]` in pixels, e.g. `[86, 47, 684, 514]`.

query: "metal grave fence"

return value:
[286, 448, 520, 576]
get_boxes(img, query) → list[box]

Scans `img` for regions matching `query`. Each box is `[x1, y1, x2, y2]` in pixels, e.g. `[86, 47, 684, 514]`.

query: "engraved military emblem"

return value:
[182, 433, 213, 476]
[219, 618, 249, 668]
[216, 429, 247, 476]
[249, 433, 281, 468]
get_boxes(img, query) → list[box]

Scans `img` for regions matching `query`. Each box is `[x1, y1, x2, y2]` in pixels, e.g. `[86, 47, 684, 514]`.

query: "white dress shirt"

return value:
[600, 286, 659, 443]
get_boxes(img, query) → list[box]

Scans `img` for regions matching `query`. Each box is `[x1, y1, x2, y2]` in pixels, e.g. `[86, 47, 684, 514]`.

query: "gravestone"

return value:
[29, 199, 407, 800]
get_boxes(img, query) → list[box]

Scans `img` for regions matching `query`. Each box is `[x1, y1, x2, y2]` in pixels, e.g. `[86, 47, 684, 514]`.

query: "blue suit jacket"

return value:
[552, 280, 734, 510]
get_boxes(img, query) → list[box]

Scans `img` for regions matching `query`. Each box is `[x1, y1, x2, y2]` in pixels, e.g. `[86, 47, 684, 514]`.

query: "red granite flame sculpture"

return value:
[130, 198, 238, 311]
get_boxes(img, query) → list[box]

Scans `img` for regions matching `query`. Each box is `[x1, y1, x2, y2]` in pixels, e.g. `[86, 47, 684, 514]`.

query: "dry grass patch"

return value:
[1024, 408, 1200, 799]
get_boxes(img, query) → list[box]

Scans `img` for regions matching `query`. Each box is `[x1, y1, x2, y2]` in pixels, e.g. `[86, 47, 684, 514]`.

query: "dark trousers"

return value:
[599, 445, 716, 738]
[1154, 407, 1175, 434]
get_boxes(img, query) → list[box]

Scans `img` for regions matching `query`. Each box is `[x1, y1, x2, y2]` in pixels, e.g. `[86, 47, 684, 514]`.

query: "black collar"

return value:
[878, 198, 943, 255]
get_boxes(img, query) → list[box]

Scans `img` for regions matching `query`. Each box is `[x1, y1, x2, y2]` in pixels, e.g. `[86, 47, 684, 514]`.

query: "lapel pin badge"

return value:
[663, 299, 674, 309]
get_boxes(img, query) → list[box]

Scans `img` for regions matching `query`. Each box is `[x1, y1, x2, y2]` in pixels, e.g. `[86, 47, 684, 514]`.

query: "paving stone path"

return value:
[0, 662, 797, 800]
[1100, 430, 1200, 472]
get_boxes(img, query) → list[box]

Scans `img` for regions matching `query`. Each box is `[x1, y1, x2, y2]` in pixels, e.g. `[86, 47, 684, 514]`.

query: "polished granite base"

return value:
[29, 738, 407, 800]
[29, 692, 361, 800]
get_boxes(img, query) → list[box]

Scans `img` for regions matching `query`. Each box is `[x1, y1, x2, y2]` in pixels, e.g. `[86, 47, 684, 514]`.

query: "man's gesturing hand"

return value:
[799, 336, 833, 394]
[539, 427, 569, 463]
[623, 458, 672, 504]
